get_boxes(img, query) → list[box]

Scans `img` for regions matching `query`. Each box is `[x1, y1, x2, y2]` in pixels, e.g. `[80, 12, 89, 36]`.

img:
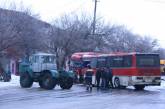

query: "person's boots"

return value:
[90, 85, 92, 91]
[86, 85, 89, 90]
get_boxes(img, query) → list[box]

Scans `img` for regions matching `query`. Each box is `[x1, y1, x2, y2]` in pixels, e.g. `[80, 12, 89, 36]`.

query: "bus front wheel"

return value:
[134, 85, 145, 90]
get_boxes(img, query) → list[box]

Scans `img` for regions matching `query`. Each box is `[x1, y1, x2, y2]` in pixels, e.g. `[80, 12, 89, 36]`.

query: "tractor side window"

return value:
[32, 56, 39, 63]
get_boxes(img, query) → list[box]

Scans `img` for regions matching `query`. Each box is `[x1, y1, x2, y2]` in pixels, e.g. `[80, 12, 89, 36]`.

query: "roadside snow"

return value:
[0, 75, 19, 88]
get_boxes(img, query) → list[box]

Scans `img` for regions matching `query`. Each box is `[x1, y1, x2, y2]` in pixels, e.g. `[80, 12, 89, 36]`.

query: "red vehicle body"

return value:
[70, 52, 100, 83]
[92, 52, 161, 90]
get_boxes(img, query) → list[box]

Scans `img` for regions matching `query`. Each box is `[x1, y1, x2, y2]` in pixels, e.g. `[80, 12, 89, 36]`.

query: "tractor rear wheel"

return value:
[60, 77, 73, 89]
[20, 72, 33, 88]
[39, 73, 56, 90]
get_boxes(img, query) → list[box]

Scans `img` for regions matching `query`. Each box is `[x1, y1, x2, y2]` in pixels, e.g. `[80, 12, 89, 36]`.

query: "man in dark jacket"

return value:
[96, 68, 101, 89]
[85, 64, 93, 91]
[101, 68, 107, 90]
[108, 68, 113, 88]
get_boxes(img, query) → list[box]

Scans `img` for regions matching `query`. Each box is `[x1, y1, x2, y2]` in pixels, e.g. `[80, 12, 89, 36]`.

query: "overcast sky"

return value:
[2, 0, 165, 47]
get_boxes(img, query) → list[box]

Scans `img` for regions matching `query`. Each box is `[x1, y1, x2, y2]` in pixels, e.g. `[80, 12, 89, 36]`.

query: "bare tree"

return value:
[101, 25, 159, 53]
[48, 14, 95, 68]
[0, 8, 19, 54]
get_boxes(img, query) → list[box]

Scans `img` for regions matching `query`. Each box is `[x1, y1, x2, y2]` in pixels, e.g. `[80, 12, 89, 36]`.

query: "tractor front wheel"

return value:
[20, 72, 33, 88]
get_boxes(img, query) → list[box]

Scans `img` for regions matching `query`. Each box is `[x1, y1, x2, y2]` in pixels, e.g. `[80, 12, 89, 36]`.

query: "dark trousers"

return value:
[85, 77, 92, 91]
[96, 77, 101, 88]
[85, 77, 92, 85]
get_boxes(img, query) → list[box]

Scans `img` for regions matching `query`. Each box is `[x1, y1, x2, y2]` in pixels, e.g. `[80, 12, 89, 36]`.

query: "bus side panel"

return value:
[112, 68, 160, 76]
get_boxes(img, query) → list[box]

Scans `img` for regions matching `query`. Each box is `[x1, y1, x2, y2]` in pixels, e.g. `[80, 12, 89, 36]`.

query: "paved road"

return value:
[0, 81, 165, 109]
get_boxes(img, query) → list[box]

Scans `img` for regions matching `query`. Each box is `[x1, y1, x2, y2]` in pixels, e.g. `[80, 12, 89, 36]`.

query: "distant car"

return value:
[160, 59, 165, 75]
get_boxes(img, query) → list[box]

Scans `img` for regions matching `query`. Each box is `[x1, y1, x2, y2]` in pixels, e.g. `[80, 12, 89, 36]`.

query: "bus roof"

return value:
[97, 52, 159, 57]
[71, 52, 101, 60]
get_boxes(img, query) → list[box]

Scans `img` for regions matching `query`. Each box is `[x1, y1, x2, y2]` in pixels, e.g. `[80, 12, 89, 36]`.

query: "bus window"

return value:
[97, 57, 107, 68]
[90, 57, 97, 68]
[136, 54, 160, 67]
[123, 56, 132, 67]
[110, 56, 123, 67]
[109, 56, 132, 68]
[70, 60, 82, 68]
[82, 60, 90, 68]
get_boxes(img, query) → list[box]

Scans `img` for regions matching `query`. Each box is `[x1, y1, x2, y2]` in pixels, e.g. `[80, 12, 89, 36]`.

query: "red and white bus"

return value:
[91, 52, 161, 90]
[70, 52, 100, 83]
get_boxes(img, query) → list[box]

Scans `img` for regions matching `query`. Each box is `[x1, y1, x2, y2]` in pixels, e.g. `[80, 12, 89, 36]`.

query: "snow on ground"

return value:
[0, 75, 19, 88]
[0, 75, 165, 109]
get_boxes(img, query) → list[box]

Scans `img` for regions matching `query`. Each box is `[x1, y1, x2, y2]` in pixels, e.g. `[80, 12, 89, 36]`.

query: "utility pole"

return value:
[92, 0, 97, 35]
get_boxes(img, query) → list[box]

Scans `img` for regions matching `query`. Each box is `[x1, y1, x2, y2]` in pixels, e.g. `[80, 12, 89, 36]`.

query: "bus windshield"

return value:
[70, 60, 82, 68]
[136, 54, 160, 67]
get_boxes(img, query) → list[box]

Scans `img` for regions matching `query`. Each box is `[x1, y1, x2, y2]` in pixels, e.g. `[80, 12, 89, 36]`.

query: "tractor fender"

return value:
[67, 70, 75, 78]
[27, 69, 33, 77]
[20, 68, 33, 78]
[49, 70, 59, 78]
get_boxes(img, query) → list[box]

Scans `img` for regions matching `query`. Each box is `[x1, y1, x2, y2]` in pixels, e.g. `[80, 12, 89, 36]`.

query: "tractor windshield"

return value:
[41, 56, 56, 63]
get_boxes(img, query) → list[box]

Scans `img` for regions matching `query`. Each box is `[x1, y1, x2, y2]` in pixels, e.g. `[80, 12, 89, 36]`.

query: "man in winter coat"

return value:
[96, 68, 102, 89]
[85, 64, 93, 91]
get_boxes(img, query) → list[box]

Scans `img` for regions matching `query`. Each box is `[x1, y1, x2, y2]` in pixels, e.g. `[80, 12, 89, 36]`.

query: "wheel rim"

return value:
[114, 78, 120, 88]
[43, 76, 51, 87]
[61, 77, 73, 89]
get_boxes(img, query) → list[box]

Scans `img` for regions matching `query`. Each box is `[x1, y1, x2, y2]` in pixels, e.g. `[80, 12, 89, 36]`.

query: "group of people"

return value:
[85, 64, 113, 91]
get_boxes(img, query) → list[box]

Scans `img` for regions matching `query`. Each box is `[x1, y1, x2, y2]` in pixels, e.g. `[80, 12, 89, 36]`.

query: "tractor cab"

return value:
[29, 53, 57, 72]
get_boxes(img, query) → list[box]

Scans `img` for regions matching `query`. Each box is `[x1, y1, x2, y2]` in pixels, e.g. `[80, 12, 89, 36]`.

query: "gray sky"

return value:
[2, 0, 165, 47]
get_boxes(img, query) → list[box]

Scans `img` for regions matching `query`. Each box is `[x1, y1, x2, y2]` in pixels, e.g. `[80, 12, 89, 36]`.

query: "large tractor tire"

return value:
[39, 72, 56, 90]
[60, 77, 73, 89]
[20, 72, 33, 88]
[134, 85, 145, 90]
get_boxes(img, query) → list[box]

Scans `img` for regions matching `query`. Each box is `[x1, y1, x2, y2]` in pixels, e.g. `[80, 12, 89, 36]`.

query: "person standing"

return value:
[96, 68, 101, 89]
[85, 64, 93, 91]
[108, 68, 113, 88]
[101, 67, 107, 90]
